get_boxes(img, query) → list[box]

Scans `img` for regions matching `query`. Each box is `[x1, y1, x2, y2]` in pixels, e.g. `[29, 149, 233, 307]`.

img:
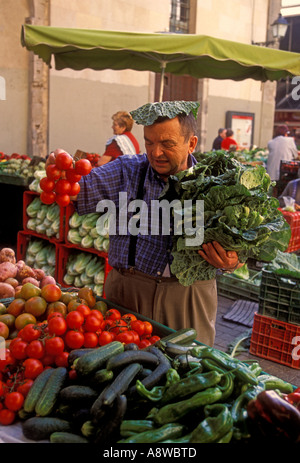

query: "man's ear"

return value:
[188, 135, 198, 153]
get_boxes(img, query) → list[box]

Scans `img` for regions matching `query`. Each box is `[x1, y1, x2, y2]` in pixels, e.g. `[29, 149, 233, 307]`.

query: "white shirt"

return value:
[266, 136, 298, 181]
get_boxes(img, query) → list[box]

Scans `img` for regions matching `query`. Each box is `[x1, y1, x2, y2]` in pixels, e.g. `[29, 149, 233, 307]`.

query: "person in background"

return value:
[212, 128, 226, 150]
[97, 111, 140, 166]
[278, 168, 300, 210]
[266, 124, 299, 182]
[45, 101, 241, 346]
[221, 128, 238, 151]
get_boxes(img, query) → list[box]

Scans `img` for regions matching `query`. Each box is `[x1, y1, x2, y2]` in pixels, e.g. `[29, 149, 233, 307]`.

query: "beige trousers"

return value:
[104, 268, 218, 346]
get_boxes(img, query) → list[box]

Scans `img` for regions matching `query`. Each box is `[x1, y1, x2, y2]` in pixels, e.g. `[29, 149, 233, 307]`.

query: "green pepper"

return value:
[257, 375, 294, 394]
[165, 368, 181, 387]
[189, 404, 233, 443]
[117, 423, 186, 443]
[136, 380, 165, 402]
[120, 419, 156, 437]
[160, 370, 222, 404]
[249, 362, 263, 377]
[191, 347, 258, 386]
[153, 386, 223, 426]
[231, 383, 265, 423]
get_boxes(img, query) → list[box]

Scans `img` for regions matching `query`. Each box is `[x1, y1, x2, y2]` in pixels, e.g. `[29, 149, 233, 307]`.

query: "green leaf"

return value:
[130, 101, 200, 126]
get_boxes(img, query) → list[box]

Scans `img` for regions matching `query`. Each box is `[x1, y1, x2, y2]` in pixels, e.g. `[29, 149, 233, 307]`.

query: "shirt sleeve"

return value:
[103, 140, 123, 159]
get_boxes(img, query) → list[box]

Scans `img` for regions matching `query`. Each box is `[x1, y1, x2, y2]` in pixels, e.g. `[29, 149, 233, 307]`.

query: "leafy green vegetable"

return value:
[265, 250, 300, 279]
[160, 151, 291, 285]
[130, 101, 200, 126]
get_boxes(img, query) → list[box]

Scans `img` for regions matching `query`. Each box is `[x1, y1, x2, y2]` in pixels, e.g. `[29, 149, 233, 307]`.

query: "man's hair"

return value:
[112, 111, 134, 132]
[226, 129, 234, 137]
[218, 128, 225, 135]
[154, 112, 198, 142]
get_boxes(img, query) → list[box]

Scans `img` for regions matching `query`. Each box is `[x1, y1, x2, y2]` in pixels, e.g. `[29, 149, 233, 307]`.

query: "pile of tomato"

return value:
[39, 149, 92, 207]
[0, 303, 159, 426]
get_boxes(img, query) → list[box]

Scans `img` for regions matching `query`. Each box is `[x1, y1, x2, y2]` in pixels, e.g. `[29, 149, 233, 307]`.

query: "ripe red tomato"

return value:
[47, 312, 64, 321]
[74, 159, 92, 176]
[55, 151, 73, 170]
[41, 284, 62, 303]
[65, 330, 85, 349]
[55, 178, 71, 195]
[84, 314, 102, 332]
[0, 409, 16, 425]
[149, 335, 160, 344]
[143, 321, 153, 335]
[139, 339, 152, 349]
[55, 193, 71, 207]
[89, 310, 104, 322]
[128, 330, 140, 345]
[66, 168, 82, 183]
[41, 354, 55, 367]
[115, 331, 134, 344]
[105, 309, 121, 320]
[46, 164, 62, 181]
[19, 323, 42, 342]
[10, 339, 28, 360]
[68, 182, 81, 196]
[45, 336, 65, 356]
[76, 304, 91, 318]
[26, 340, 45, 359]
[0, 380, 6, 397]
[54, 351, 69, 368]
[48, 316, 67, 336]
[4, 392, 24, 412]
[110, 319, 128, 335]
[40, 191, 56, 205]
[17, 379, 34, 398]
[131, 320, 145, 336]
[40, 177, 55, 193]
[98, 330, 114, 346]
[121, 313, 137, 323]
[23, 358, 44, 379]
[83, 332, 98, 348]
[66, 311, 84, 329]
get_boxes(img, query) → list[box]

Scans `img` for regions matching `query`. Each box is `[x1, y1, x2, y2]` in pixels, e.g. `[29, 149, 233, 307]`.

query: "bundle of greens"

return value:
[160, 151, 291, 286]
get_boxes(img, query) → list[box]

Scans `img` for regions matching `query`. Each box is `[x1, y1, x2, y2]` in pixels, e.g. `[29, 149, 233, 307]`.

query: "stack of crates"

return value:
[277, 160, 300, 196]
[250, 268, 300, 369]
[279, 208, 300, 253]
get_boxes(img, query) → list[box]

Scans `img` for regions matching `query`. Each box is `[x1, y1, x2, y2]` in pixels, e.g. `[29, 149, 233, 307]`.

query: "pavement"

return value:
[214, 294, 300, 386]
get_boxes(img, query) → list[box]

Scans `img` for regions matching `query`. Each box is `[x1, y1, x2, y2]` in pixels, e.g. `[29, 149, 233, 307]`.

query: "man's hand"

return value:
[198, 241, 243, 271]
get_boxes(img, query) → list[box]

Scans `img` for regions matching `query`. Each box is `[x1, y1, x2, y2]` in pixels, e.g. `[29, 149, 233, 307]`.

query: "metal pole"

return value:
[159, 61, 166, 102]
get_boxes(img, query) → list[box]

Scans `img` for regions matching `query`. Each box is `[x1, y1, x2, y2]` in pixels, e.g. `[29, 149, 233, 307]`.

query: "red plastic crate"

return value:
[23, 191, 67, 242]
[280, 209, 300, 253]
[57, 243, 111, 298]
[16, 230, 59, 280]
[250, 313, 300, 369]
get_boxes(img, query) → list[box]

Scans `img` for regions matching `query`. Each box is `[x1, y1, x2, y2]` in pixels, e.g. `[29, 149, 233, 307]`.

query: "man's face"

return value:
[143, 117, 198, 179]
[220, 129, 226, 138]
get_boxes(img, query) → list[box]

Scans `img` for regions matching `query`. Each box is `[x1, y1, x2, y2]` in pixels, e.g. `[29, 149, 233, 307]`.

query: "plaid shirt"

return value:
[76, 153, 197, 276]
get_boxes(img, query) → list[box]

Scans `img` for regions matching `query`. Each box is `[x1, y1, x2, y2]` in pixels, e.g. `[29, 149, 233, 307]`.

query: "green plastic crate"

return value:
[258, 269, 300, 325]
[217, 269, 261, 302]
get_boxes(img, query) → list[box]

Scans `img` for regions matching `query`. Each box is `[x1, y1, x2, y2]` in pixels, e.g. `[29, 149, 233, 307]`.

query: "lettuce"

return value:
[160, 151, 291, 285]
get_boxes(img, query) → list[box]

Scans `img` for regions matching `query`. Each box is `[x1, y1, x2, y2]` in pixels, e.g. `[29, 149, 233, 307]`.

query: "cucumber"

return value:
[23, 368, 54, 413]
[75, 341, 124, 376]
[101, 363, 142, 406]
[159, 328, 197, 346]
[106, 350, 159, 371]
[35, 367, 68, 417]
[68, 348, 95, 366]
[50, 432, 89, 443]
[92, 368, 114, 385]
[59, 385, 98, 404]
[22, 416, 71, 441]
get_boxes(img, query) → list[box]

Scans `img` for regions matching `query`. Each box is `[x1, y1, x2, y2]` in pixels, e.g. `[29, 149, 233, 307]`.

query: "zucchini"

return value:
[75, 341, 124, 376]
[50, 432, 89, 443]
[68, 348, 95, 366]
[101, 363, 142, 406]
[23, 368, 54, 413]
[106, 350, 159, 371]
[59, 385, 98, 404]
[22, 416, 71, 441]
[35, 367, 68, 417]
[159, 328, 197, 346]
[94, 394, 127, 445]
[92, 368, 114, 385]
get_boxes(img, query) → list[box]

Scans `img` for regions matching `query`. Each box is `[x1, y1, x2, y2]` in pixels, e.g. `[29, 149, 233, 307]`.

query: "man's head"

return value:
[275, 124, 289, 137]
[218, 128, 226, 138]
[131, 101, 199, 179]
[226, 129, 234, 137]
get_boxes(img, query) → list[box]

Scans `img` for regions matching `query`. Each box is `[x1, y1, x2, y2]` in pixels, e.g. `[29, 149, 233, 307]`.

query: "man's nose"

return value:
[152, 144, 163, 157]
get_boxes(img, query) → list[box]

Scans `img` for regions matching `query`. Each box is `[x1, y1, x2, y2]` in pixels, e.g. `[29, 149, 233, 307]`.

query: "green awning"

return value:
[21, 25, 300, 100]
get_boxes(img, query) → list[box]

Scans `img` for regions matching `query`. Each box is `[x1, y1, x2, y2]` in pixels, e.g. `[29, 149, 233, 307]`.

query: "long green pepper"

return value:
[190, 404, 233, 443]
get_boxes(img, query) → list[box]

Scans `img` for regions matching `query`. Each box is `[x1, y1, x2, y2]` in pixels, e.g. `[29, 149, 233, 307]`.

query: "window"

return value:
[169, 0, 190, 33]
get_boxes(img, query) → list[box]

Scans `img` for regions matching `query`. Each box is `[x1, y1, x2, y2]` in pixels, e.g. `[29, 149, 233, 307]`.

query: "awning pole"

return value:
[159, 61, 166, 102]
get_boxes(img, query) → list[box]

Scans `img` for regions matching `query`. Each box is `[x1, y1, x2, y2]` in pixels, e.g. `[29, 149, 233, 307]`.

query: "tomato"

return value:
[110, 319, 128, 335]
[68, 369, 77, 381]
[41, 354, 55, 367]
[121, 313, 137, 323]
[67, 298, 86, 312]
[15, 313, 37, 331]
[40, 191, 56, 205]
[76, 304, 91, 318]
[41, 284, 62, 303]
[47, 311, 64, 321]
[84, 314, 102, 332]
[54, 178, 71, 195]
[64, 330, 85, 349]
[115, 331, 134, 344]
[4, 391, 24, 412]
[98, 330, 114, 346]
[45, 336, 65, 356]
[10, 339, 28, 360]
[68, 182, 81, 196]
[0, 321, 9, 340]
[19, 323, 42, 342]
[83, 332, 98, 348]
[7, 298, 26, 317]
[54, 351, 69, 368]
[149, 335, 160, 344]
[138, 339, 152, 349]
[89, 310, 104, 322]
[46, 164, 62, 181]
[0, 409, 16, 425]
[24, 296, 47, 318]
[47, 316, 67, 336]
[105, 309, 121, 320]
[131, 320, 145, 336]
[46, 301, 67, 318]
[40, 177, 55, 193]
[74, 159, 92, 176]
[17, 379, 34, 398]
[26, 340, 45, 359]
[66, 311, 84, 329]
[66, 168, 82, 183]
[55, 193, 71, 207]
[0, 380, 6, 397]
[55, 151, 73, 170]
[143, 321, 153, 335]
[128, 330, 140, 345]
[23, 358, 44, 379]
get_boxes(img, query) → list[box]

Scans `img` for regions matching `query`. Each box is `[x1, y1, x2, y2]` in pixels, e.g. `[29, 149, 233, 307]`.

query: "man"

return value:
[212, 128, 226, 150]
[46, 101, 240, 346]
[267, 124, 299, 182]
